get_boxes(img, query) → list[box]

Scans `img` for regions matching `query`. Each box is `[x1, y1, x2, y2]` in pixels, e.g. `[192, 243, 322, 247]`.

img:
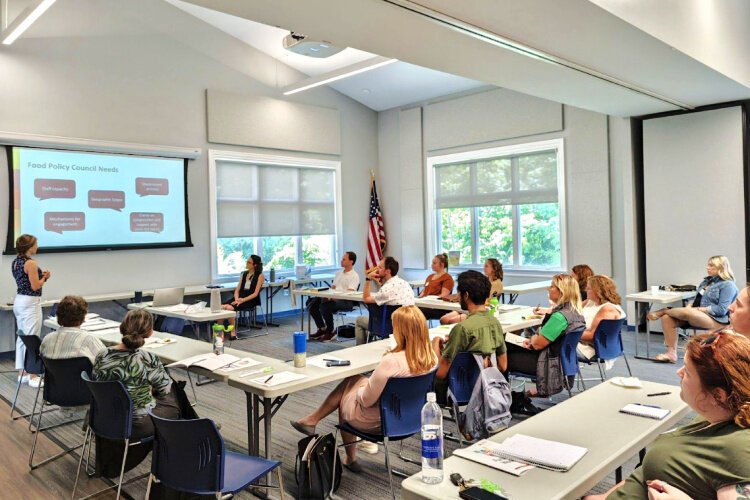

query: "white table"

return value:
[401, 379, 689, 500]
[625, 290, 697, 360]
[502, 280, 551, 304]
[227, 314, 541, 463]
[127, 303, 235, 341]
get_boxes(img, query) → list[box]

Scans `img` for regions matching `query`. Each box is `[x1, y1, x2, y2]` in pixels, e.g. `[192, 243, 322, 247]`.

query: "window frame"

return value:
[425, 138, 567, 274]
[208, 149, 343, 281]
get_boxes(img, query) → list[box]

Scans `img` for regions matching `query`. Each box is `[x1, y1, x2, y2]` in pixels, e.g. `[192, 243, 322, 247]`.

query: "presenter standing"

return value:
[12, 234, 50, 388]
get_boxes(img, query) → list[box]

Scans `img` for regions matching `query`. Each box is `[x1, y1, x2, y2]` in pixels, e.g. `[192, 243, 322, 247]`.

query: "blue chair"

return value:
[578, 318, 631, 381]
[333, 370, 436, 500]
[145, 412, 285, 500]
[10, 332, 44, 423]
[559, 327, 585, 396]
[72, 373, 152, 500]
[366, 303, 400, 342]
[161, 317, 186, 336]
[445, 352, 481, 447]
[30, 356, 92, 470]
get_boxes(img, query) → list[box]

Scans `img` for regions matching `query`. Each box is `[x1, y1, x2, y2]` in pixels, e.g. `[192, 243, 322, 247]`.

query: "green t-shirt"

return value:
[610, 419, 750, 499]
[540, 311, 568, 343]
[441, 310, 506, 362]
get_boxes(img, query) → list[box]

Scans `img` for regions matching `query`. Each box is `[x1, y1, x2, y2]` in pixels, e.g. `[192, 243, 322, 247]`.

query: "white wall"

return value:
[0, 0, 378, 350]
[377, 88, 613, 307]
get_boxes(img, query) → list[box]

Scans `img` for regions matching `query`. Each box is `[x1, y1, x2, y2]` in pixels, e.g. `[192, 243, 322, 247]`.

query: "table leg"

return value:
[253, 395, 261, 456]
[509, 293, 518, 305]
[264, 287, 280, 328]
[263, 397, 272, 458]
[615, 466, 622, 483]
[635, 302, 657, 361]
[245, 392, 255, 455]
[299, 296, 305, 330]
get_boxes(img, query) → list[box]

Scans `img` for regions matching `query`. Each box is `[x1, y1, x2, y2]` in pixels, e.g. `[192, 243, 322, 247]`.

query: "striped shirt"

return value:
[40, 327, 106, 365]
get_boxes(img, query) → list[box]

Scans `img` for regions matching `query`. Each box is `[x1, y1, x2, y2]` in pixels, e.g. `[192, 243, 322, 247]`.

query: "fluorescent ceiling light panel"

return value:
[283, 56, 398, 95]
[1, 0, 56, 46]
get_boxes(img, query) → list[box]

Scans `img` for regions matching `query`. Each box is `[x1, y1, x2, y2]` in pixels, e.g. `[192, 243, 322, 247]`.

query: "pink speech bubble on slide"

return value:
[135, 178, 169, 196]
[88, 190, 125, 211]
[35, 179, 76, 200]
[130, 212, 164, 233]
[44, 212, 85, 234]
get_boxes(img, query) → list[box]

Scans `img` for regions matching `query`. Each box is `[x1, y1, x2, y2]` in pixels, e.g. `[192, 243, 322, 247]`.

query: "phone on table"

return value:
[459, 486, 509, 500]
[325, 360, 351, 367]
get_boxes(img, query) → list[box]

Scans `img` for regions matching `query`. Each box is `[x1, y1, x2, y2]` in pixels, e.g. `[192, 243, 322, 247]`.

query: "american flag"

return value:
[366, 177, 386, 271]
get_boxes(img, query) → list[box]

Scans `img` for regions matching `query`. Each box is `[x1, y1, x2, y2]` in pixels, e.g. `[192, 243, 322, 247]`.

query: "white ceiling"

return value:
[179, 0, 750, 117]
[165, 0, 487, 111]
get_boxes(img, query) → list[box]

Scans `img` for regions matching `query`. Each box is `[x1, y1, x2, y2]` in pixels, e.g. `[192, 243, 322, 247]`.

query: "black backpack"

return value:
[295, 433, 342, 499]
[336, 324, 355, 339]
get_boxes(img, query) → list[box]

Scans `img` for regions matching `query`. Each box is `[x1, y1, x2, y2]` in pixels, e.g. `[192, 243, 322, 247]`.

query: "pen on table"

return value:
[323, 359, 341, 362]
[635, 403, 661, 408]
[264, 374, 274, 384]
[647, 392, 671, 397]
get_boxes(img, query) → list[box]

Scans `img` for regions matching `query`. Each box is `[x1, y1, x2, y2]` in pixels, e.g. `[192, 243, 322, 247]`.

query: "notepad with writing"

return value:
[488, 434, 588, 472]
[167, 353, 240, 371]
[620, 403, 670, 420]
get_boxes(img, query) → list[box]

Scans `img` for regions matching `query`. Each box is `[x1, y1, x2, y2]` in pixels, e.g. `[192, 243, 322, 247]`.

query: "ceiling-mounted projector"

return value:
[283, 32, 344, 58]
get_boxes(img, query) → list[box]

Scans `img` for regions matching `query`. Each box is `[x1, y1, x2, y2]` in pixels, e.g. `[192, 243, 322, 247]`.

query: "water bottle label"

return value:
[421, 432, 442, 460]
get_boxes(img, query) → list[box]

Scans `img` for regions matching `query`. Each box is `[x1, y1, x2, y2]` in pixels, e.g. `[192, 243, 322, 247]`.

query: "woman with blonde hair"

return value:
[647, 255, 738, 363]
[291, 305, 437, 473]
[586, 332, 750, 499]
[577, 275, 626, 362]
[507, 274, 585, 414]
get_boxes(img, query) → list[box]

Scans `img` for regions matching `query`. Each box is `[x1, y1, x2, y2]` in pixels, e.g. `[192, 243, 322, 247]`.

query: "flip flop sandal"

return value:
[653, 353, 676, 363]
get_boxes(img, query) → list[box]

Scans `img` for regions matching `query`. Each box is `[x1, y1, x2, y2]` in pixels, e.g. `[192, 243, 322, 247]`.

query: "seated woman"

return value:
[572, 264, 594, 302]
[728, 286, 750, 338]
[291, 305, 437, 473]
[586, 332, 750, 500]
[441, 258, 503, 325]
[93, 310, 184, 476]
[506, 274, 585, 414]
[221, 254, 265, 338]
[418, 253, 455, 320]
[577, 275, 626, 362]
[647, 255, 738, 363]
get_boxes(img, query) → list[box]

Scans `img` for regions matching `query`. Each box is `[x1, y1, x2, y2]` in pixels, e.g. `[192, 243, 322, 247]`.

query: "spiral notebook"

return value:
[620, 403, 670, 420]
[484, 434, 588, 472]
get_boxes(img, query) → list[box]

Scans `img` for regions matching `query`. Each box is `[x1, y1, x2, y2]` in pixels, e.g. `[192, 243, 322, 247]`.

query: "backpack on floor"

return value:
[295, 433, 342, 499]
[336, 323, 355, 339]
[458, 353, 512, 440]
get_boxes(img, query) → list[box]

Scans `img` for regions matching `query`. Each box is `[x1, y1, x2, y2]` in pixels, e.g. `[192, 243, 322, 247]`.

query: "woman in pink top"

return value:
[291, 305, 437, 472]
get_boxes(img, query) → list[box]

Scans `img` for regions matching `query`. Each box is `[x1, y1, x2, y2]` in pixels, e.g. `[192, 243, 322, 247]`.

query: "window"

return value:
[209, 151, 341, 279]
[428, 139, 565, 271]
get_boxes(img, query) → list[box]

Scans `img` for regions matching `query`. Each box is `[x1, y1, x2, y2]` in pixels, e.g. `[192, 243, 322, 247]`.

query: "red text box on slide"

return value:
[130, 212, 164, 233]
[88, 190, 125, 211]
[34, 179, 76, 200]
[135, 178, 169, 196]
[44, 212, 85, 234]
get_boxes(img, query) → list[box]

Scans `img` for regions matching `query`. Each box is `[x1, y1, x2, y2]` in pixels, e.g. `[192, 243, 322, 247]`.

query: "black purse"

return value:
[295, 433, 342, 499]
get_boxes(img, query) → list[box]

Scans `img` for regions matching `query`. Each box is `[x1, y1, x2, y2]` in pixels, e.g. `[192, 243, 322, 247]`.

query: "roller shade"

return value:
[216, 160, 336, 237]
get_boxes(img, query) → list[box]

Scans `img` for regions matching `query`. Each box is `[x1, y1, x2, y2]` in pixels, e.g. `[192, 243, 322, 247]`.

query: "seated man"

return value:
[309, 251, 360, 342]
[355, 256, 415, 345]
[431, 270, 507, 405]
[41, 295, 106, 365]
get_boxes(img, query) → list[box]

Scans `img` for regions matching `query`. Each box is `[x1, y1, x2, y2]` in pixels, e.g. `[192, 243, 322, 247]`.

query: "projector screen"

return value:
[5, 146, 192, 253]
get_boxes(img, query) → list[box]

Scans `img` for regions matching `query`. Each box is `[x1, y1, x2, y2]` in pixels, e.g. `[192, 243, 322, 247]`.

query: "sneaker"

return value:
[604, 359, 616, 371]
[17, 374, 30, 384]
[319, 330, 338, 342]
[28, 376, 43, 388]
[357, 441, 378, 454]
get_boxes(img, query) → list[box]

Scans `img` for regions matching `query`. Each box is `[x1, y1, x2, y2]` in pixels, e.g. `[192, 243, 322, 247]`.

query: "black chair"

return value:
[366, 303, 400, 342]
[146, 412, 285, 499]
[29, 356, 92, 470]
[73, 373, 152, 500]
[10, 333, 44, 423]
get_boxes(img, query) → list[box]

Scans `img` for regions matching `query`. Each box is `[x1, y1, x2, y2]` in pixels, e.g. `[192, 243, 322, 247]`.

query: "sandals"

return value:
[653, 353, 676, 364]
[291, 420, 316, 436]
[646, 311, 664, 321]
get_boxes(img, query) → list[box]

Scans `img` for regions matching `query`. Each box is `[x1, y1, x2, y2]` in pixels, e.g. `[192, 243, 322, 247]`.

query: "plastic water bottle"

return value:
[421, 392, 444, 484]
[212, 325, 225, 355]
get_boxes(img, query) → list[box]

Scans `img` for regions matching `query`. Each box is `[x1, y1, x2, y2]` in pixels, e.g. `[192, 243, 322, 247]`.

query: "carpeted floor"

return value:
[0, 309, 693, 499]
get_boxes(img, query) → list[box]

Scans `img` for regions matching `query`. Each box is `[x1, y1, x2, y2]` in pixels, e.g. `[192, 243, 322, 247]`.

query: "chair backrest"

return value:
[149, 412, 225, 495]
[367, 303, 400, 340]
[593, 318, 627, 360]
[41, 356, 93, 407]
[19, 333, 44, 375]
[81, 372, 133, 441]
[380, 369, 436, 438]
[161, 317, 186, 335]
[447, 352, 481, 405]
[559, 327, 585, 377]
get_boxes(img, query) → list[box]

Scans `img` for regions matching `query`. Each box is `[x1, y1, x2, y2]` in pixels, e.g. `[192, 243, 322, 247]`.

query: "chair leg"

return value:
[29, 401, 45, 468]
[115, 439, 129, 499]
[330, 428, 340, 498]
[597, 361, 605, 382]
[71, 427, 90, 499]
[28, 381, 43, 432]
[145, 474, 154, 500]
[622, 354, 633, 376]
[10, 371, 24, 419]
[276, 467, 286, 500]
[383, 437, 396, 500]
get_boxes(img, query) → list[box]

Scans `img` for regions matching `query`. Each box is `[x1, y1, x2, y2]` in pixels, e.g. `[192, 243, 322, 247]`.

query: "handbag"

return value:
[535, 348, 564, 398]
[295, 433, 342, 499]
[336, 323, 355, 339]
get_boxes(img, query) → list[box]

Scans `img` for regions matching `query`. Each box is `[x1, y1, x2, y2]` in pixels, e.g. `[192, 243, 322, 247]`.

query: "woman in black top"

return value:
[221, 255, 265, 338]
[12, 234, 50, 387]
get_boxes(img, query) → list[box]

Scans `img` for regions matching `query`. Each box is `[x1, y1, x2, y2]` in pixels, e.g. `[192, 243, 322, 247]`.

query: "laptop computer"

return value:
[152, 287, 185, 307]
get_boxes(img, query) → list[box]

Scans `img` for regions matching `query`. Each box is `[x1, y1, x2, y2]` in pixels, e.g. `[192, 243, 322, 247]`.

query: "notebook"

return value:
[485, 434, 588, 472]
[504, 332, 528, 348]
[620, 403, 670, 420]
[453, 440, 536, 476]
[167, 353, 241, 371]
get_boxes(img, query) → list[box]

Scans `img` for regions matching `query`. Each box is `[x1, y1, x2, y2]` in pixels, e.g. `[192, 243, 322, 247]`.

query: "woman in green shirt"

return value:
[586, 332, 750, 499]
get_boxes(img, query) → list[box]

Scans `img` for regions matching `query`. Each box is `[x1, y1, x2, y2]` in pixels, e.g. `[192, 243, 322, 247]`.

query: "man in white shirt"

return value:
[41, 295, 106, 365]
[310, 251, 361, 342]
[354, 256, 415, 345]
